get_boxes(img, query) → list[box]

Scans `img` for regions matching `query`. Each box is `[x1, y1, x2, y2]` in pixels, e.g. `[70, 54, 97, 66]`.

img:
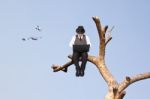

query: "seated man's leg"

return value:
[73, 52, 80, 76]
[80, 52, 88, 76]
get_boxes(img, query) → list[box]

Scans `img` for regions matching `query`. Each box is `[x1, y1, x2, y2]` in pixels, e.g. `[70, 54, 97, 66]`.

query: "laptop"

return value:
[73, 44, 90, 52]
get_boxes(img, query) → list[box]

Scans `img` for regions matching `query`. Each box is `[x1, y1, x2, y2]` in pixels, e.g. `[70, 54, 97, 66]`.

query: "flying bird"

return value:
[28, 37, 42, 41]
[35, 25, 41, 32]
[28, 37, 38, 40]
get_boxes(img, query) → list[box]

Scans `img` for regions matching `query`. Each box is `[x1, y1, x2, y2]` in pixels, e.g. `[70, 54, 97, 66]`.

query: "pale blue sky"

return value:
[0, 0, 150, 99]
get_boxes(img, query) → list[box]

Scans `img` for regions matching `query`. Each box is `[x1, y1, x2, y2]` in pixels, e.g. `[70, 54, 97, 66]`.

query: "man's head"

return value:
[76, 26, 85, 34]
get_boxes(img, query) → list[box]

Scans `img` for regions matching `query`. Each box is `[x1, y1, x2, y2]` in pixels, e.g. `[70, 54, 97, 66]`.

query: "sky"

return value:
[0, 0, 150, 99]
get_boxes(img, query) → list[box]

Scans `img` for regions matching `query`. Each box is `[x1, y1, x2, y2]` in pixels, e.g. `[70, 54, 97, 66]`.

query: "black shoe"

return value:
[80, 69, 84, 77]
[76, 69, 80, 77]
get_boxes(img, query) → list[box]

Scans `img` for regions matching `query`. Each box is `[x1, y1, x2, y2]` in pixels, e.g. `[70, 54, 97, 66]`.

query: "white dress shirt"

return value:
[69, 34, 91, 48]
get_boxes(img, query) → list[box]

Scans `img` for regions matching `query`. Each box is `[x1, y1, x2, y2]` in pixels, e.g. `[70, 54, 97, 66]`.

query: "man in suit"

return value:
[69, 26, 91, 77]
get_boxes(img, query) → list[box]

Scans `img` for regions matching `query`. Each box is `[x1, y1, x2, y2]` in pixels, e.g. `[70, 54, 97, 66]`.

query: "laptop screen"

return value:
[73, 45, 90, 52]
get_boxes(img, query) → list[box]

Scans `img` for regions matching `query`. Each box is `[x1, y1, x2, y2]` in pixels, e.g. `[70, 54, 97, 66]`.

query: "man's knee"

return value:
[81, 52, 88, 61]
[73, 52, 80, 62]
[82, 52, 88, 58]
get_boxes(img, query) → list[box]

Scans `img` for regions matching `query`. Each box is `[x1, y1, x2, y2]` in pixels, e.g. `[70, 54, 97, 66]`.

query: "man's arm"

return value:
[86, 35, 91, 46]
[69, 36, 75, 48]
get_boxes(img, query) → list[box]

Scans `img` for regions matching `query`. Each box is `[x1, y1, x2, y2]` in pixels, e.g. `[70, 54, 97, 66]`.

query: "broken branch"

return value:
[51, 61, 73, 72]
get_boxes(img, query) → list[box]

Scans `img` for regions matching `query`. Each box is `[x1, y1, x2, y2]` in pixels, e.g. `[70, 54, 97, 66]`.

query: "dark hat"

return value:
[76, 26, 85, 34]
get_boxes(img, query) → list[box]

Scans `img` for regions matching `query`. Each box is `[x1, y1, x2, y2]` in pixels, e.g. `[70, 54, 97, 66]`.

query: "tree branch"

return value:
[92, 16, 103, 40]
[92, 16, 118, 87]
[105, 26, 114, 46]
[118, 72, 150, 93]
[92, 16, 106, 60]
[68, 54, 98, 65]
[51, 54, 98, 72]
[105, 37, 112, 46]
[51, 61, 73, 72]
[104, 25, 108, 34]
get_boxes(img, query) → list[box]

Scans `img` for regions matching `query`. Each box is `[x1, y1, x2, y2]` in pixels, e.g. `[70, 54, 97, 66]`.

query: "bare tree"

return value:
[51, 16, 150, 99]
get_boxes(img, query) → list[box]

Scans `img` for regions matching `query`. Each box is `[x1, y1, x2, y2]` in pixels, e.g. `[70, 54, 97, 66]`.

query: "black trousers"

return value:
[72, 52, 88, 72]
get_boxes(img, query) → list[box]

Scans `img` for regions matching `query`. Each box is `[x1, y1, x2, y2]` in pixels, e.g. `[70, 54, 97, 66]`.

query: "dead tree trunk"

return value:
[51, 16, 150, 99]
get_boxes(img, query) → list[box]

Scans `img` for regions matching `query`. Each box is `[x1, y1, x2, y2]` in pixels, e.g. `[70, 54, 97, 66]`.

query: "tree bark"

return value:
[51, 16, 150, 99]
